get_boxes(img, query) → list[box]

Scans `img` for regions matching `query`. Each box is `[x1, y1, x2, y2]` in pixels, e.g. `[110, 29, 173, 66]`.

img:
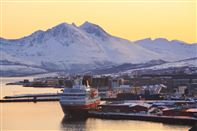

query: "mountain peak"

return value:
[135, 38, 152, 44]
[72, 22, 77, 27]
[80, 21, 110, 39]
[153, 38, 169, 43]
[51, 22, 72, 30]
[81, 21, 95, 27]
[31, 30, 44, 36]
[46, 22, 81, 38]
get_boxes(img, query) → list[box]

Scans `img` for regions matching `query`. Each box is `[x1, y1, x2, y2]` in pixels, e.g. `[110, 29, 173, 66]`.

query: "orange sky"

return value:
[0, 0, 196, 43]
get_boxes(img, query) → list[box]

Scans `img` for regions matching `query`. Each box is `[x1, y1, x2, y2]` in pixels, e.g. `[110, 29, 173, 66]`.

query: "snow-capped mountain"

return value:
[0, 21, 196, 76]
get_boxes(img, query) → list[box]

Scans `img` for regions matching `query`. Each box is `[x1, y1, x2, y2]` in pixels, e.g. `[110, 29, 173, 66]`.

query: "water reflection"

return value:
[61, 116, 87, 131]
[60, 116, 191, 131]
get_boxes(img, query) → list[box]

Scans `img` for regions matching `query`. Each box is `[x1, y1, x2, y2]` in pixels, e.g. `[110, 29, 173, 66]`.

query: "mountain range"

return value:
[0, 21, 196, 76]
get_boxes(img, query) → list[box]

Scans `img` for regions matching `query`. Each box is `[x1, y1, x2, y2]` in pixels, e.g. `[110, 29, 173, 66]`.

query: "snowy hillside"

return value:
[146, 57, 197, 70]
[0, 21, 196, 76]
[1, 65, 47, 77]
[135, 38, 197, 61]
[118, 57, 197, 75]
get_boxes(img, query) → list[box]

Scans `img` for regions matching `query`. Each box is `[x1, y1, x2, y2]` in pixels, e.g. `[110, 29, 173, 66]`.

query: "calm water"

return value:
[0, 77, 192, 131]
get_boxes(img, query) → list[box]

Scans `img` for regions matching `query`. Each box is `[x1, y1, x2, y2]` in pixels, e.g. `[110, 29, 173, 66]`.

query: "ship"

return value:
[59, 76, 100, 117]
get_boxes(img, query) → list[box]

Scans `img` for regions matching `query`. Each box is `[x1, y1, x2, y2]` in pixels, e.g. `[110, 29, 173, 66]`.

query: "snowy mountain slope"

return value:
[0, 52, 37, 66]
[0, 52, 47, 76]
[146, 57, 197, 70]
[118, 57, 197, 75]
[89, 60, 167, 75]
[0, 65, 47, 77]
[0, 21, 196, 76]
[135, 38, 197, 61]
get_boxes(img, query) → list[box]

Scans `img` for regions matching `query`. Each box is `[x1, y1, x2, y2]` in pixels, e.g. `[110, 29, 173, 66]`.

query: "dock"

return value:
[0, 93, 115, 102]
[0, 97, 59, 103]
[0, 93, 111, 103]
[1, 93, 197, 103]
[89, 111, 197, 125]
[0, 93, 60, 103]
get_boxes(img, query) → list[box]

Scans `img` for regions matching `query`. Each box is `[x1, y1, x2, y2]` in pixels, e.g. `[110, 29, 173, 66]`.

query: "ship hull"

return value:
[60, 100, 100, 117]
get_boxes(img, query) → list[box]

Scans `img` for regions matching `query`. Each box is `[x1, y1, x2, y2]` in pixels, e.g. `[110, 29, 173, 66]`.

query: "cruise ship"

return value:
[59, 76, 100, 117]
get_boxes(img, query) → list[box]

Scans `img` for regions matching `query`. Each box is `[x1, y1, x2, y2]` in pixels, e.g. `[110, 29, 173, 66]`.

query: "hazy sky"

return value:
[0, 0, 196, 43]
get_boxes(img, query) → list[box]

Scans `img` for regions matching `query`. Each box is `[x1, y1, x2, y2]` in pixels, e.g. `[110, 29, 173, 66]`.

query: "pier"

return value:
[0, 93, 60, 103]
[1, 93, 197, 103]
[89, 111, 197, 125]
